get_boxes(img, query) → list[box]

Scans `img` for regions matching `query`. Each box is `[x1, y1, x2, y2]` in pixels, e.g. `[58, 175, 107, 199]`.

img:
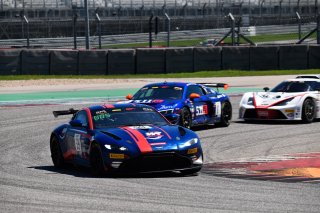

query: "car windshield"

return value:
[91, 107, 168, 129]
[133, 86, 183, 100]
[271, 81, 317, 93]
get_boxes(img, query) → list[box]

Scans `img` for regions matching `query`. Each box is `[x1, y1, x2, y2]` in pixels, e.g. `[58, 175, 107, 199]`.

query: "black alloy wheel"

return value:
[302, 98, 315, 123]
[216, 101, 232, 127]
[180, 107, 192, 129]
[50, 136, 65, 168]
[90, 144, 106, 177]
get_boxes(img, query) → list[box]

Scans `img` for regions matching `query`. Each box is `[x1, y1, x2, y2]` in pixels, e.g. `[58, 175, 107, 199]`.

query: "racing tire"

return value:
[180, 167, 201, 176]
[90, 144, 106, 177]
[301, 98, 315, 123]
[50, 136, 65, 168]
[180, 107, 192, 129]
[216, 101, 232, 127]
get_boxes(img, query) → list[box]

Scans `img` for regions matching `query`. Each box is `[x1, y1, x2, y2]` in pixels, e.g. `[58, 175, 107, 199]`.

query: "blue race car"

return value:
[50, 103, 203, 176]
[125, 82, 232, 128]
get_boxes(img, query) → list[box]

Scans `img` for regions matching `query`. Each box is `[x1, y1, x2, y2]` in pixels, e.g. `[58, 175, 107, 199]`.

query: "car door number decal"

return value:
[74, 134, 81, 152]
[196, 105, 208, 115]
[215, 102, 221, 117]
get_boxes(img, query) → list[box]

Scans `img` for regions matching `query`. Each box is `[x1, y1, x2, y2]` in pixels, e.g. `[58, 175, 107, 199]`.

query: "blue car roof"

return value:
[142, 82, 193, 88]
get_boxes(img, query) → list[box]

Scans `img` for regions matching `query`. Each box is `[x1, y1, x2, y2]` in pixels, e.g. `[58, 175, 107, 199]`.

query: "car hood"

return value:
[251, 92, 303, 107]
[96, 125, 197, 153]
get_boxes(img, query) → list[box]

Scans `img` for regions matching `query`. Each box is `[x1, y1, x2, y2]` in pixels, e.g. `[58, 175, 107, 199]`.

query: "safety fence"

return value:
[0, 45, 320, 75]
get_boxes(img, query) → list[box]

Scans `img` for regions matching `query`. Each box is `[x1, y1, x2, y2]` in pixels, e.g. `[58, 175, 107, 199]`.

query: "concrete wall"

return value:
[0, 45, 318, 76]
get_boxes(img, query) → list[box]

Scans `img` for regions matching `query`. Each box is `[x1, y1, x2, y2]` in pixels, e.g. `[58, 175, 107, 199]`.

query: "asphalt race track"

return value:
[0, 96, 319, 212]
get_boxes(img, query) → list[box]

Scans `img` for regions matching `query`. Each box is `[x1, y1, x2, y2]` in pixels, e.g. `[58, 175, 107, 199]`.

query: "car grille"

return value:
[119, 152, 192, 172]
[244, 109, 287, 119]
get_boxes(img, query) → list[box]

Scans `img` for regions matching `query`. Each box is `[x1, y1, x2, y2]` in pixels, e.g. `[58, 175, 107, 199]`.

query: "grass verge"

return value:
[102, 32, 316, 48]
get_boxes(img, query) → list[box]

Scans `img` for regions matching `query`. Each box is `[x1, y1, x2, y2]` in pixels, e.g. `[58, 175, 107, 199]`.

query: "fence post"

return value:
[164, 13, 171, 47]
[228, 13, 235, 46]
[149, 13, 154, 48]
[84, 0, 90, 49]
[296, 12, 301, 40]
[317, 14, 320, 44]
[73, 10, 78, 49]
[95, 8, 102, 49]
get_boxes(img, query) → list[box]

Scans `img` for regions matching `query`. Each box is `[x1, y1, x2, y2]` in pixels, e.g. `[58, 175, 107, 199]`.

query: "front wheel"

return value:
[90, 144, 106, 177]
[180, 107, 192, 129]
[216, 101, 232, 127]
[302, 98, 315, 123]
[50, 135, 65, 168]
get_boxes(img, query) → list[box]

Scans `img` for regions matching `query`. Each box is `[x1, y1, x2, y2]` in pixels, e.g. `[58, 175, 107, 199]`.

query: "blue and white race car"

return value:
[125, 82, 232, 128]
[50, 103, 203, 176]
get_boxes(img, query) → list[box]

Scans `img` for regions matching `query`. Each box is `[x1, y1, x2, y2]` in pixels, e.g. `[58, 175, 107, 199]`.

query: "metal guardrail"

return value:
[0, 23, 316, 49]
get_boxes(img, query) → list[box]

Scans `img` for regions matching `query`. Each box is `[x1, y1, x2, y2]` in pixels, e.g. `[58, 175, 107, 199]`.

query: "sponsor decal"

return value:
[93, 113, 111, 121]
[109, 153, 125, 159]
[152, 99, 164, 103]
[103, 104, 115, 108]
[196, 105, 208, 115]
[133, 100, 153, 104]
[187, 147, 198, 154]
[74, 134, 81, 152]
[215, 102, 221, 117]
[96, 110, 107, 114]
[150, 142, 166, 146]
[130, 126, 152, 129]
[112, 109, 122, 112]
[285, 109, 295, 113]
[146, 131, 163, 140]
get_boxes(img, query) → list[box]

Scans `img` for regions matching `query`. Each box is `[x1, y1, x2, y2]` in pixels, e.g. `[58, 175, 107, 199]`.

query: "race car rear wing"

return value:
[53, 108, 78, 118]
[197, 83, 229, 90]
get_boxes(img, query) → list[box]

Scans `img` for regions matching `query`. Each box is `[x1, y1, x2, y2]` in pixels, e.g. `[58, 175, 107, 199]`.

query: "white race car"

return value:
[239, 78, 320, 123]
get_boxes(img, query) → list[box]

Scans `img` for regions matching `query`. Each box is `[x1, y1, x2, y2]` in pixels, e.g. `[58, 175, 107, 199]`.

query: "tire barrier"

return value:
[50, 50, 79, 75]
[250, 46, 279, 70]
[136, 48, 165, 74]
[0, 49, 21, 75]
[222, 46, 250, 70]
[308, 45, 320, 69]
[0, 45, 319, 76]
[79, 50, 108, 75]
[107, 49, 135, 75]
[279, 45, 308, 70]
[194, 47, 222, 71]
[21, 50, 50, 75]
[165, 48, 194, 73]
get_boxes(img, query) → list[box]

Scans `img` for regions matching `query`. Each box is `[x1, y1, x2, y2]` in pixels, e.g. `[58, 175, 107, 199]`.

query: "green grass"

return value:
[1, 69, 320, 80]
[102, 32, 316, 48]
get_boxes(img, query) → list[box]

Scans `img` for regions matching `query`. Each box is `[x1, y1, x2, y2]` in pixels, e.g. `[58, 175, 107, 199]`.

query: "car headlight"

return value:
[104, 144, 128, 151]
[181, 138, 199, 148]
[274, 97, 295, 106]
[247, 97, 254, 105]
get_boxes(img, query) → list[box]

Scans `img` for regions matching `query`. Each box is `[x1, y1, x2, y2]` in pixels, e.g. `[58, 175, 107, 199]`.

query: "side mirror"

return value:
[126, 94, 133, 100]
[190, 93, 200, 100]
[263, 87, 270, 92]
[69, 120, 83, 127]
